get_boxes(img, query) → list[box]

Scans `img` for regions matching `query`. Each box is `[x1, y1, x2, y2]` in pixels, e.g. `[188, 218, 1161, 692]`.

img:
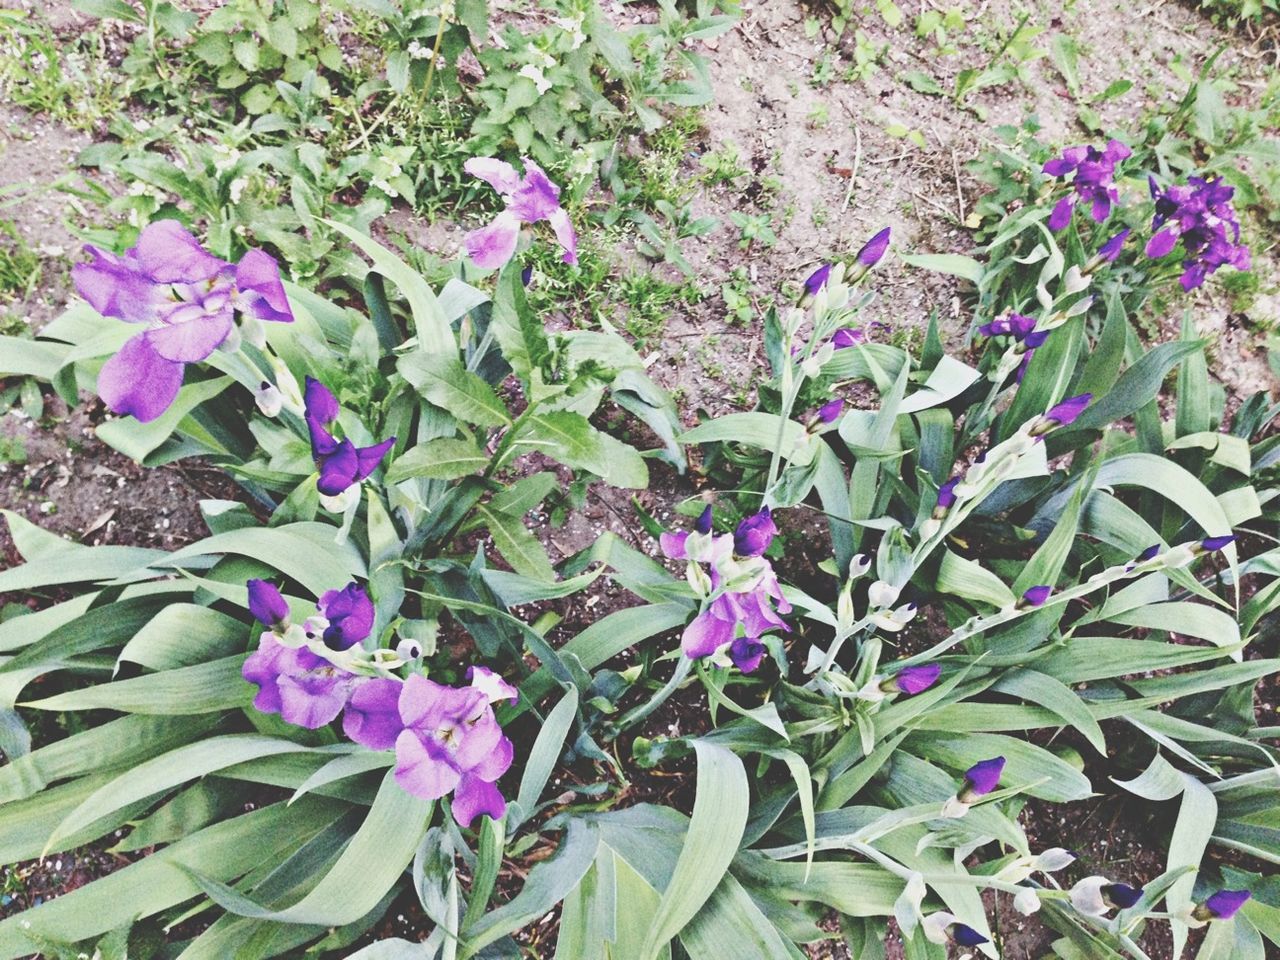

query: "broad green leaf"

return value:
[398, 352, 510, 428]
[936, 550, 1015, 608]
[23, 655, 252, 715]
[513, 687, 578, 829]
[518, 411, 648, 488]
[386, 437, 489, 482]
[475, 504, 555, 581]
[119, 604, 245, 670]
[899, 253, 983, 283]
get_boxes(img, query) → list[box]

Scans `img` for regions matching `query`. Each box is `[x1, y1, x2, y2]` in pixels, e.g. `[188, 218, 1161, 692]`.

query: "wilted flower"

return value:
[72, 220, 293, 422]
[463, 157, 577, 270]
[1146, 176, 1250, 291]
[1020, 585, 1052, 608]
[880, 662, 941, 695]
[1070, 876, 1144, 917]
[1192, 889, 1250, 922]
[304, 377, 396, 498]
[921, 912, 989, 947]
[1043, 140, 1131, 230]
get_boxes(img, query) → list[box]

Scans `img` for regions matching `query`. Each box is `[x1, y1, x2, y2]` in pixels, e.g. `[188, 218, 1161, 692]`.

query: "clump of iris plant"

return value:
[241, 578, 518, 827]
[72, 219, 293, 422]
[1042, 140, 1131, 230]
[1146, 175, 1251, 290]
[303, 377, 395, 512]
[462, 157, 577, 270]
[660, 506, 791, 673]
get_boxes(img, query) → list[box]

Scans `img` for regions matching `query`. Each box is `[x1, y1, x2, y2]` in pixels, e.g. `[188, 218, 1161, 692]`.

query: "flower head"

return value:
[922, 912, 989, 947]
[1200, 534, 1235, 553]
[1070, 876, 1145, 916]
[855, 227, 892, 267]
[816, 398, 845, 424]
[832, 327, 866, 349]
[728, 636, 767, 673]
[72, 220, 293, 422]
[304, 377, 396, 497]
[1194, 889, 1251, 922]
[961, 756, 1005, 800]
[463, 157, 577, 269]
[734, 507, 777, 558]
[1021, 585, 1052, 608]
[1098, 228, 1131, 263]
[315, 582, 375, 650]
[1030, 393, 1092, 436]
[934, 476, 961, 517]
[803, 263, 832, 297]
[1146, 176, 1250, 290]
[242, 634, 355, 729]
[247, 578, 290, 629]
[1042, 140, 1131, 230]
[467, 665, 520, 704]
[979, 313, 1048, 381]
[881, 662, 941, 695]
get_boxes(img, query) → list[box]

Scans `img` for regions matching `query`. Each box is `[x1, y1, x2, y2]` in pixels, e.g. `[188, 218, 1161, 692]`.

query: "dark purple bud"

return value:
[883, 662, 941, 695]
[1098, 228, 1130, 263]
[855, 227, 892, 267]
[934, 476, 960, 516]
[734, 507, 777, 557]
[1137, 544, 1161, 562]
[817, 398, 845, 424]
[803, 263, 832, 297]
[303, 376, 340, 425]
[247, 578, 289, 629]
[1021, 585, 1052, 607]
[1031, 393, 1092, 436]
[1197, 889, 1251, 921]
[953, 924, 990, 948]
[728, 636, 767, 673]
[520, 265, 533, 287]
[1023, 330, 1050, 349]
[1199, 535, 1235, 553]
[695, 504, 713, 535]
[1103, 883, 1144, 910]
[959, 756, 1005, 800]
[317, 582, 375, 650]
[832, 327, 866, 349]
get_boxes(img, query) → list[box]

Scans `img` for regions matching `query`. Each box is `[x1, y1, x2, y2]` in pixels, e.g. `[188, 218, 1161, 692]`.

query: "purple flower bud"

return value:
[728, 636, 767, 674]
[303, 376, 340, 426]
[1021, 585, 1052, 607]
[855, 227, 892, 267]
[520, 265, 533, 287]
[734, 507, 777, 558]
[817, 398, 845, 424]
[832, 327, 866, 349]
[1137, 544, 1161, 562]
[883, 662, 941, 695]
[1031, 393, 1092, 436]
[317, 582, 375, 650]
[959, 756, 1005, 800]
[804, 263, 832, 297]
[953, 924, 990, 948]
[934, 476, 960, 513]
[695, 504, 713, 535]
[1098, 228, 1130, 263]
[1197, 889, 1251, 921]
[1103, 883, 1144, 909]
[1200, 535, 1235, 552]
[247, 578, 289, 628]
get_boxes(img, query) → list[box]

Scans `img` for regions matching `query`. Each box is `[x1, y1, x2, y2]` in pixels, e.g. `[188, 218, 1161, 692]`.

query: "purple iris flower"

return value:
[1200, 535, 1235, 552]
[728, 636, 767, 673]
[304, 377, 396, 497]
[1042, 140, 1131, 231]
[342, 677, 404, 750]
[979, 313, 1048, 381]
[1031, 393, 1092, 436]
[1098, 228, 1131, 263]
[1021, 585, 1052, 607]
[959, 756, 1005, 801]
[816, 398, 845, 424]
[832, 327, 866, 349]
[316, 582, 375, 650]
[247, 578, 289, 629]
[1146, 176, 1250, 290]
[682, 577, 792, 659]
[804, 263, 832, 297]
[1198, 889, 1251, 921]
[463, 157, 577, 270]
[466, 665, 520, 705]
[953, 924, 990, 948]
[72, 220, 294, 422]
[883, 662, 941, 695]
[695, 504, 714, 535]
[394, 675, 514, 827]
[242, 634, 356, 729]
[934, 476, 960, 516]
[855, 226, 892, 267]
[1103, 883, 1144, 909]
[734, 507, 777, 557]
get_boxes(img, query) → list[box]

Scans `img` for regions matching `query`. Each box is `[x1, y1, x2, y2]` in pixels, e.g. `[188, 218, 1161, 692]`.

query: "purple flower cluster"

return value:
[661, 507, 791, 673]
[978, 312, 1047, 381]
[1043, 140, 1131, 231]
[1146, 176, 1251, 290]
[304, 377, 395, 499]
[242, 579, 517, 826]
[72, 220, 293, 422]
[463, 157, 577, 270]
